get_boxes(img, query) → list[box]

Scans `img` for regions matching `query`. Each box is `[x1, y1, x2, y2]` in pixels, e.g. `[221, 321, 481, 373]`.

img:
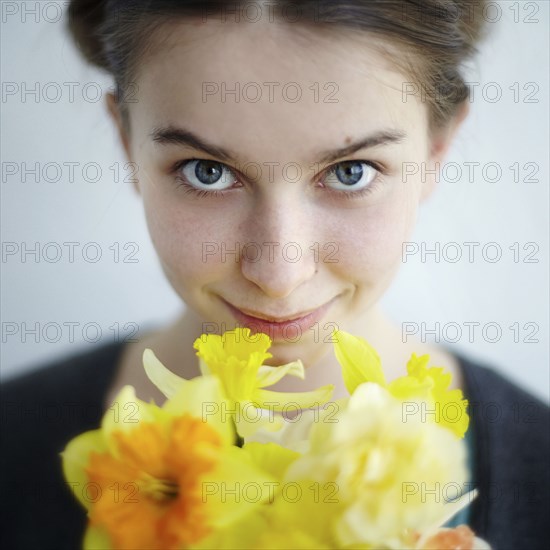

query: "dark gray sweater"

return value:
[1, 342, 548, 549]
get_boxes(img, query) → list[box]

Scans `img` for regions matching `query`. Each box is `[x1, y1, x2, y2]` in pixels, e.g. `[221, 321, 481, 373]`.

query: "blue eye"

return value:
[179, 159, 237, 191]
[323, 161, 378, 192]
[172, 158, 384, 200]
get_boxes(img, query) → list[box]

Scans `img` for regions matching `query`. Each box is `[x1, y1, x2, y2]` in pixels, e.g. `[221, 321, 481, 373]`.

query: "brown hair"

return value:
[67, 0, 491, 132]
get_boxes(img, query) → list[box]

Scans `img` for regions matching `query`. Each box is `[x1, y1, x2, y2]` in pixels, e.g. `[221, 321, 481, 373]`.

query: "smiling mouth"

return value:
[219, 295, 341, 342]
[234, 307, 316, 323]
[220, 296, 338, 324]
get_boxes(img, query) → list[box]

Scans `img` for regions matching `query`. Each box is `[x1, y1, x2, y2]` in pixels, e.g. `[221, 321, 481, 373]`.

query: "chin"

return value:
[263, 337, 326, 367]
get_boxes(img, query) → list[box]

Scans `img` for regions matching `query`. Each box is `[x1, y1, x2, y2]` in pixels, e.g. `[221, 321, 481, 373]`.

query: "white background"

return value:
[1, 1, 549, 401]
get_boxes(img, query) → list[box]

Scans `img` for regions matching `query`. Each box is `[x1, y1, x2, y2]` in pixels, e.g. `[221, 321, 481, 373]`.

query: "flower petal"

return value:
[255, 385, 334, 411]
[194, 328, 273, 366]
[234, 402, 285, 438]
[416, 490, 479, 549]
[201, 445, 277, 527]
[162, 375, 236, 446]
[83, 525, 112, 549]
[142, 348, 186, 399]
[333, 329, 386, 393]
[256, 359, 305, 387]
[394, 354, 470, 438]
[246, 406, 338, 453]
[198, 356, 210, 376]
[60, 430, 107, 511]
[242, 441, 300, 479]
[387, 375, 433, 401]
[101, 385, 169, 456]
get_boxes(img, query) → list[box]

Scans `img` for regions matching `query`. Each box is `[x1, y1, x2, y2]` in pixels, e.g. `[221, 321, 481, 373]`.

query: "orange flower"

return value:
[62, 380, 276, 550]
[86, 415, 220, 550]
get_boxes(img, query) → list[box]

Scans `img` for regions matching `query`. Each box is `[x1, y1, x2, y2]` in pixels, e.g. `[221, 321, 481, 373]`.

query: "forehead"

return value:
[130, 18, 427, 159]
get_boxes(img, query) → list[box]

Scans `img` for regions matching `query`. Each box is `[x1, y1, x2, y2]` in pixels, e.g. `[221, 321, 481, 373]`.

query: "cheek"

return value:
[141, 191, 238, 288]
[327, 194, 418, 282]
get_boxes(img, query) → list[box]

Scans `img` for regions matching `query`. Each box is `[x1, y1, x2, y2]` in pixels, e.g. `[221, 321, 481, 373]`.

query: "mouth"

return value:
[220, 296, 339, 341]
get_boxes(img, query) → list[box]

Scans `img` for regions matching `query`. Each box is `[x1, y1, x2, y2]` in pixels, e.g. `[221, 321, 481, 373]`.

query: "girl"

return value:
[2, 1, 548, 549]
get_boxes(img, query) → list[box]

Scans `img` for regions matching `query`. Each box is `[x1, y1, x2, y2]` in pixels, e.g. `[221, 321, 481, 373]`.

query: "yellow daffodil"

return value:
[194, 328, 334, 411]
[332, 329, 469, 437]
[144, 327, 334, 437]
[61, 377, 275, 550]
[285, 382, 472, 549]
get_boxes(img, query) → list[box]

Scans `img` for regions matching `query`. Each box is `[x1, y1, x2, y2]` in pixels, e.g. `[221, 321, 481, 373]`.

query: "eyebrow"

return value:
[150, 125, 406, 164]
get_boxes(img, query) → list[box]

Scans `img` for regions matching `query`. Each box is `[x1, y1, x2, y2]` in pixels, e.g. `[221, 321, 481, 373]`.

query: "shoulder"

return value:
[459, 352, 547, 403]
[2, 340, 126, 402]
[454, 352, 549, 550]
[0, 341, 127, 549]
[1, 340, 127, 459]
[457, 352, 549, 442]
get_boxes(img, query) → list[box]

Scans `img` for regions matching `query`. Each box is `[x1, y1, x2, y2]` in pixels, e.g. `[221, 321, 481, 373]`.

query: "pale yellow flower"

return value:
[286, 383, 471, 549]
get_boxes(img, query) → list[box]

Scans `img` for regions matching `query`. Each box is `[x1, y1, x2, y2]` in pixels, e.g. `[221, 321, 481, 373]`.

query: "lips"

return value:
[221, 297, 338, 341]
[233, 305, 321, 323]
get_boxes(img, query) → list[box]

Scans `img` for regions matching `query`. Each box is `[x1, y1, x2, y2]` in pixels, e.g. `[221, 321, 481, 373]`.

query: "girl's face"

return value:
[113, 19, 453, 366]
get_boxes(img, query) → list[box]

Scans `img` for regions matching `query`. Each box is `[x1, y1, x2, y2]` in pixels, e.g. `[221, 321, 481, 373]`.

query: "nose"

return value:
[239, 195, 318, 299]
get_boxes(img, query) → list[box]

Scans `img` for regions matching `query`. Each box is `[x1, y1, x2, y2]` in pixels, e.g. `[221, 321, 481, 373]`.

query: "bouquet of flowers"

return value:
[61, 328, 490, 549]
